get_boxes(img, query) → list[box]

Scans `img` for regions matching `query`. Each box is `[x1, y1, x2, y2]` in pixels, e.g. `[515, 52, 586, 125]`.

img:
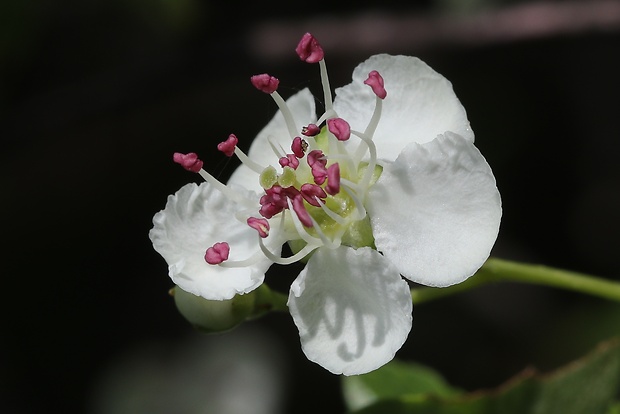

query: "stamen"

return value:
[364, 70, 387, 99]
[251, 73, 298, 139]
[307, 149, 328, 185]
[197, 169, 256, 208]
[336, 140, 357, 175]
[279, 154, 300, 170]
[363, 97, 383, 143]
[351, 130, 378, 196]
[204, 242, 230, 265]
[247, 217, 270, 238]
[234, 147, 265, 174]
[291, 136, 307, 157]
[170, 41, 393, 276]
[325, 163, 340, 195]
[292, 195, 313, 227]
[259, 185, 288, 219]
[307, 149, 326, 168]
[364, 97, 383, 139]
[295, 33, 324, 63]
[327, 118, 351, 141]
[300, 183, 327, 207]
[354, 81, 385, 162]
[250, 74, 279, 94]
[219, 250, 267, 268]
[301, 124, 320, 137]
[214, 133, 265, 175]
[340, 178, 360, 193]
[286, 199, 322, 245]
[316, 109, 338, 126]
[315, 197, 348, 225]
[269, 91, 300, 140]
[173, 152, 203, 173]
[217, 134, 238, 157]
[297, 32, 333, 111]
[319, 59, 334, 111]
[267, 137, 287, 159]
[341, 182, 367, 221]
[258, 237, 319, 265]
[308, 215, 341, 249]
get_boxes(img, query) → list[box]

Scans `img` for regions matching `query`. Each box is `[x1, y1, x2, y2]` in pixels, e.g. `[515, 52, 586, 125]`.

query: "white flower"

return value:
[150, 33, 502, 375]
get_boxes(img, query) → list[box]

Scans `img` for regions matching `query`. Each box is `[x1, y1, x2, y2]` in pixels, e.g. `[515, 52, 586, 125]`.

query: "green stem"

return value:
[255, 283, 289, 313]
[411, 257, 620, 305]
[268, 288, 289, 312]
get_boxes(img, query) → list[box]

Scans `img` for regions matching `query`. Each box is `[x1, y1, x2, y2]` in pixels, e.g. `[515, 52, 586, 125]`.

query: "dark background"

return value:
[2, 0, 620, 413]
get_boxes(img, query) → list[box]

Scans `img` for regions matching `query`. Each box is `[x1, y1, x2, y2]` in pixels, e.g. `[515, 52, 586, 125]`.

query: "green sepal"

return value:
[171, 284, 288, 334]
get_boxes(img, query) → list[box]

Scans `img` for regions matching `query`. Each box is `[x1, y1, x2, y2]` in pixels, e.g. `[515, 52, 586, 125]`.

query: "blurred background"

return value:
[2, 0, 620, 413]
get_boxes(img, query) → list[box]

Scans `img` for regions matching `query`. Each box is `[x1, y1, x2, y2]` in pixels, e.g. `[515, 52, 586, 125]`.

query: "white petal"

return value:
[288, 246, 413, 376]
[367, 132, 501, 287]
[228, 88, 316, 192]
[149, 182, 280, 300]
[333, 54, 473, 162]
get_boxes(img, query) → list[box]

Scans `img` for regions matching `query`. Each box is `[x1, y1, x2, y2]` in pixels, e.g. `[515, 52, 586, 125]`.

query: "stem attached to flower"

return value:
[258, 285, 289, 312]
[411, 257, 620, 305]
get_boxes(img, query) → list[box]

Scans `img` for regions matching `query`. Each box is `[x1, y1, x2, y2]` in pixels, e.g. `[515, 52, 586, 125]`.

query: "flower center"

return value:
[173, 33, 387, 268]
[257, 125, 382, 259]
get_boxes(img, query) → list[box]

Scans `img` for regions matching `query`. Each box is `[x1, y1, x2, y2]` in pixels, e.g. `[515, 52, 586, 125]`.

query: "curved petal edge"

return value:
[288, 246, 413, 375]
[367, 132, 502, 287]
[149, 182, 278, 300]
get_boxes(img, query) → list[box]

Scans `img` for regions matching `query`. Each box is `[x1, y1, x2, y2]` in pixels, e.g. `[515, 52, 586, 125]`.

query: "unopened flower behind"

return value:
[150, 32, 501, 375]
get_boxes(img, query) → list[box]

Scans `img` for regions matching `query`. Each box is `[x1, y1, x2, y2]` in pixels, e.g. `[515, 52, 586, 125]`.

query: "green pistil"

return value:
[278, 166, 297, 187]
[259, 165, 278, 189]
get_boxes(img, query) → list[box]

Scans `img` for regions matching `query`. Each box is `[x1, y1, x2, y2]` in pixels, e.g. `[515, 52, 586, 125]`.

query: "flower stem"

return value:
[269, 289, 289, 312]
[256, 284, 289, 313]
[411, 257, 620, 305]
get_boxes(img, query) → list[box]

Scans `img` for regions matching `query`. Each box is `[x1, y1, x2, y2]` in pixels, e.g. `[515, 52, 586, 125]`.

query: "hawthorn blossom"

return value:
[150, 33, 502, 375]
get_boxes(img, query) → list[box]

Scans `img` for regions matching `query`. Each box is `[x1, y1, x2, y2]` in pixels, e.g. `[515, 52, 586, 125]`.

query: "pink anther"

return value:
[291, 136, 307, 158]
[311, 165, 328, 185]
[204, 242, 230, 265]
[327, 118, 351, 141]
[279, 154, 300, 169]
[302, 124, 320, 137]
[292, 195, 313, 227]
[251, 74, 279, 94]
[306, 149, 327, 168]
[259, 202, 282, 220]
[259, 185, 289, 219]
[278, 154, 299, 170]
[259, 192, 284, 219]
[173, 152, 203, 173]
[325, 163, 341, 195]
[247, 217, 270, 238]
[307, 149, 328, 185]
[295, 33, 324, 64]
[217, 134, 238, 157]
[300, 183, 327, 207]
[364, 70, 387, 99]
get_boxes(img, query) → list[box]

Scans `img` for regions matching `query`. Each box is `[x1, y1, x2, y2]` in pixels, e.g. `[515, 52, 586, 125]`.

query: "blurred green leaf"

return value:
[607, 402, 620, 414]
[345, 337, 620, 414]
[342, 359, 461, 411]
